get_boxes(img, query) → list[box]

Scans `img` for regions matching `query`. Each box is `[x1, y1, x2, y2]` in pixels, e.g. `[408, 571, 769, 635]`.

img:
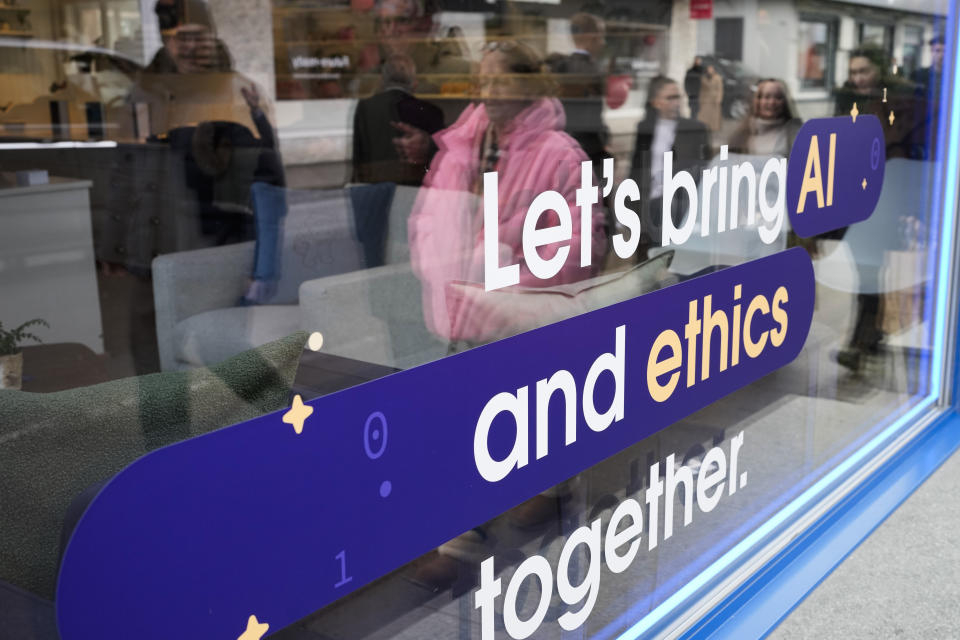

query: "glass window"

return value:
[798, 17, 836, 90]
[857, 21, 894, 58]
[0, 1, 956, 639]
[902, 24, 926, 79]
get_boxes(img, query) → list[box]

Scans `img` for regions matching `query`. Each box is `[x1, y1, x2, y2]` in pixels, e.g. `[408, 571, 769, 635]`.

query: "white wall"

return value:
[668, 0, 699, 92]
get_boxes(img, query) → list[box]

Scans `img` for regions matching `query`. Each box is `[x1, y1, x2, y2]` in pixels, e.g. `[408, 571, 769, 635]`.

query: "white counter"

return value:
[0, 175, 104, 353]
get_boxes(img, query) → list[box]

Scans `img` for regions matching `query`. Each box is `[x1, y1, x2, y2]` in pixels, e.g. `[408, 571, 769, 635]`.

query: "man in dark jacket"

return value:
[351, 53, 444, 186]
[910, 35, 945, 95]
[351, 53, 443, 266]
[911, 35, 946, 160]
[631, 75, 711, 259]
[684, 56, 704, 119]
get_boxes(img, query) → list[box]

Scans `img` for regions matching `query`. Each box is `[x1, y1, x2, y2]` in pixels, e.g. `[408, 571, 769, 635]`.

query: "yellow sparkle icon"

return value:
[889, 110, 896, 126]
[238, 615, 269, 640]
[862, 178, 868, 190]
[850, 102, 859, 123]
[283, 394, 313, 435]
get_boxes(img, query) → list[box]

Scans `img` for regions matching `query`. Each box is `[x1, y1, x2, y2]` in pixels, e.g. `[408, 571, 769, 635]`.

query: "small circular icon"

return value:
[308, 332, 324, 351]
[364, 411, 388, 460]
[379, 480, 392, 498]
[871, 138, 881, 170]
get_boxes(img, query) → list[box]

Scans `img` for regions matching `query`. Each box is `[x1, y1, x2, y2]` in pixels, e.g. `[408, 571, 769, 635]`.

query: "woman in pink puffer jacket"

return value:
[408, 41, 609, 343]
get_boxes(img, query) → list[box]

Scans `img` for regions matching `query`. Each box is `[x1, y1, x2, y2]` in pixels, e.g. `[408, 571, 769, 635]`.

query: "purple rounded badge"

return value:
[787, 114, 885, 237]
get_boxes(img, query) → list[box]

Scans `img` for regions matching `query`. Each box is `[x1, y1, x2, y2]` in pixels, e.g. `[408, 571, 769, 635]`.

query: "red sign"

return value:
[690, 0, 713, 19]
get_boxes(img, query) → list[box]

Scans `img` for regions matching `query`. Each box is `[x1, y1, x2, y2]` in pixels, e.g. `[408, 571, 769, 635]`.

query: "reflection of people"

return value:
[408, 41, 606, 585]
[910, 35, 945, 92]
[697, 64, 723, 131]
[549, 13, 609, 167]
[727, 79, 802, 157]
[123, 0, 286, 298]
[375, 0, 428, 59]
[368, 0, 471, 94]
[833, 46, 922, 159]
[409, 40, 607, 343]
[630, 76, 710, 259]
[239, 84, 289, 305]
[684, 56, 703, 118]
[911, 35, 946, 159]
[128, 0, 274, 138]
[352, 53, 444, 186]
[728, 79, 808, 256]
[350, 53, 444, 269]
[802, 43, 825, 84]
[832, 47, 922, 371]
[146, 0, 227, 74]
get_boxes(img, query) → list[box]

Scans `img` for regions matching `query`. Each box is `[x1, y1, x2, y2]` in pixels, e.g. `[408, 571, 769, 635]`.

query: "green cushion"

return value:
[0, 331, 309, 599]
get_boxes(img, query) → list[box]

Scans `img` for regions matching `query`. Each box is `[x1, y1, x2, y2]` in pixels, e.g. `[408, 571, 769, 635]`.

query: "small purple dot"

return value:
[379, 480, 392, 498]
[372, 430, 380, 441]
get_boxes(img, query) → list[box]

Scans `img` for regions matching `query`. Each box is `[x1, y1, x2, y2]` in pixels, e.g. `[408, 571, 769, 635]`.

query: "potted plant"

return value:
[0, 319, 48, 390]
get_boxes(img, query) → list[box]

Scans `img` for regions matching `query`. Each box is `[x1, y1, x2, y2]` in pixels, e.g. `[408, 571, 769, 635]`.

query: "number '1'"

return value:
[334, 550, 353, 588]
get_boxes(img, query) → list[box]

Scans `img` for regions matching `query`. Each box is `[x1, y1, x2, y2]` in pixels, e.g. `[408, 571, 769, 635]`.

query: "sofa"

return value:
[152, 185, 405, 371]
[154, 183, 682, 372]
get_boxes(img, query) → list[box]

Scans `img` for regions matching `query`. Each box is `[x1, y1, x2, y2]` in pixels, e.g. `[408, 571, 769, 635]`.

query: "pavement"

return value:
[769, 441, 960, 640]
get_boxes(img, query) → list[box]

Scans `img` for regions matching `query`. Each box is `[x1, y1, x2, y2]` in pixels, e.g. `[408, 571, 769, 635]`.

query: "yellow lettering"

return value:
[744, 295, 770, 358]
[797, 135, 825, 214]
[770, 286, 789, 347]
[827, 133, 836, 207]
[648, 330, 683, 403]
[732, 285, 742, 367]
[701, 295, 730, 381]
[685, 300, 701, 388]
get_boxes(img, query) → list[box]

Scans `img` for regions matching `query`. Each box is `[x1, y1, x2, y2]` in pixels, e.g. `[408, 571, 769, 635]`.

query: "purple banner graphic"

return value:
[787, 114, 885, 237]
[57, 249, 815, 640]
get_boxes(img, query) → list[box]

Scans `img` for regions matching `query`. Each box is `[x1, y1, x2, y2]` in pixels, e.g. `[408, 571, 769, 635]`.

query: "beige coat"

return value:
[698, 72, 724, 131]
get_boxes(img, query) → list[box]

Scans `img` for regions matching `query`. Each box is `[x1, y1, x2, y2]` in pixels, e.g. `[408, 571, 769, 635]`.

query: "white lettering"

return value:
[758, 158, 787, 244]
[484, 172, 521, 291]
[522, 190, 572, 281]
[474, 388, 529, 482]
[576, 160, 598, 267]
[612, 178, 642, 258]
[476, 433, 749, 638]
[503, 555, 552, 639]
[582, 325, 626, 433]
[661, 151, 699, 246]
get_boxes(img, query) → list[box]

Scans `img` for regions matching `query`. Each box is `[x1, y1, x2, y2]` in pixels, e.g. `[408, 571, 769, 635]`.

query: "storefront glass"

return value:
[0, 0, 957, 638]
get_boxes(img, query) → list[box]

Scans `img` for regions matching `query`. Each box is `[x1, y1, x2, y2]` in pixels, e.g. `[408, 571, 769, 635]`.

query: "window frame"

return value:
[797, 13, 839, 92]
[856, 20, 895, 58]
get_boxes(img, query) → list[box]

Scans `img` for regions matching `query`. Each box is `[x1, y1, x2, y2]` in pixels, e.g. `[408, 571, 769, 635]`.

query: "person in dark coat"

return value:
[910, 35, 945, 95]
[350, 53, 443, 267]
[630, 75, 711, 260]
[832, 47, 924, 371]
[684, 56, 704, 119]
[833, 46, 922, 159]
[351, 53, 445, 186]
[911, 34, 946, 160]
